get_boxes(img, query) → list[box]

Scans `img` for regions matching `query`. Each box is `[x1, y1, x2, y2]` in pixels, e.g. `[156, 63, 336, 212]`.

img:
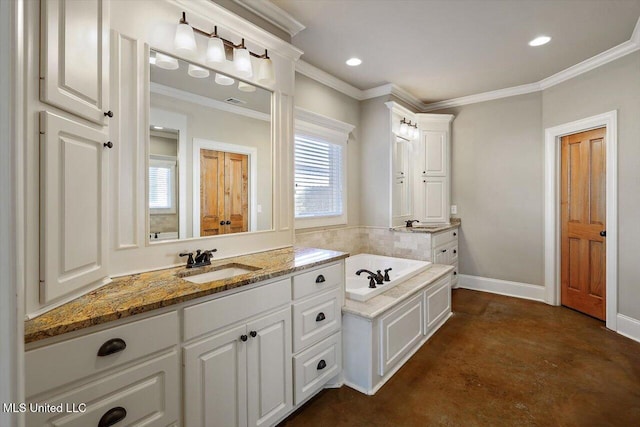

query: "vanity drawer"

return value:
[292, 288, 341, 352]
[26, 351, 179, 427]
[184, 278, 290, 341]
[25, 311, 178, 397]
[292, 262, 343, 300]
[432, 228, 458, 248]
[293, 332, 342, 405]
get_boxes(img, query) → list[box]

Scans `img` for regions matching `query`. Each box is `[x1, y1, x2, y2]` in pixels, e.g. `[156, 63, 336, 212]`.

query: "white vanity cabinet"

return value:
[432, 228, 460, 287]
[24, 312, 180, 427]
[183, 278, 293, 427]
[41, 0, 110, 125]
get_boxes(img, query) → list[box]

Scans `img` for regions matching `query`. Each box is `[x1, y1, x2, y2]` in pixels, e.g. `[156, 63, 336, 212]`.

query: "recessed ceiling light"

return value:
[529, 36, 551, 47]
[346, 57, 362, 66]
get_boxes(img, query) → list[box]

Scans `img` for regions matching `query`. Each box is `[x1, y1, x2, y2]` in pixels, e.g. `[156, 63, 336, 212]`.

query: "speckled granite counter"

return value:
[25, 246, 348, 344]
[343, 264, 454, 319]
[392, 217, 461, 234]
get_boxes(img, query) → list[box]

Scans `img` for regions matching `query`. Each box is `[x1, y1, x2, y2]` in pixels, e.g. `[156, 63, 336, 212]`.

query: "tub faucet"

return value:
[356, 269, 384, 285]
[383, 268, 393, 281]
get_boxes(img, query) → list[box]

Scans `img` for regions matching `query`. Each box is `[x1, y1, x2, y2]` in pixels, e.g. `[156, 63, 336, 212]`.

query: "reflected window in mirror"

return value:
[148, 50, 273, 242]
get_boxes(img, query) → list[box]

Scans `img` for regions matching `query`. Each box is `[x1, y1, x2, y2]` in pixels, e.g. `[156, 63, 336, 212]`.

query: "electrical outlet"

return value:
[450, 205, 458, 215]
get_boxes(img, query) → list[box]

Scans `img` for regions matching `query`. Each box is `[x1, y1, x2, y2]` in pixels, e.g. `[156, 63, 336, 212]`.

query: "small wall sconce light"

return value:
[399, 118, 419, 140]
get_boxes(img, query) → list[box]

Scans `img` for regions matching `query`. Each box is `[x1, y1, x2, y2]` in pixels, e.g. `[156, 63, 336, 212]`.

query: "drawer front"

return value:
[293, 332, 342, 405]
[432, 228, 458, 248]
[425, 276, 451, 330]
[379, 292, 424, 376]
[184, 278, 290, 341]
[26, 351, 179, 427]
[292, 262, 343, 300]
[26, 311, 178, 397]
[293, 289, 341, 352]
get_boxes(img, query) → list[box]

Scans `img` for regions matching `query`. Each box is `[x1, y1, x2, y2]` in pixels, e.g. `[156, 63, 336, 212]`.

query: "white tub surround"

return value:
[343, 264, 454, 395]
[345, 254, 431, 302]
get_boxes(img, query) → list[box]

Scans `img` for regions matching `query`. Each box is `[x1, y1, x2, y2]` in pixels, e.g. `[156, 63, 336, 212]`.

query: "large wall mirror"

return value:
[148, 50, 273, 242]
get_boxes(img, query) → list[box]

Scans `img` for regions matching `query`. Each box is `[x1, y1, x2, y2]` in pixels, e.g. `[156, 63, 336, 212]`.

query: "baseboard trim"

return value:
[458, 274, 545, 302]
[617, 314, 640, 344]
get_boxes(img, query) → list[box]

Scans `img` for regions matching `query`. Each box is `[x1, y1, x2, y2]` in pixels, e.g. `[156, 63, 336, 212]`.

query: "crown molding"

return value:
[150, 82, 271, 122]
[295, 60, 364, 100]
[295, 106, 355, 136]
[169, 0, 303, 61]
[384, 101, 416, 120]
[296, 17, 640, 112]
[232, 0, 306, 37]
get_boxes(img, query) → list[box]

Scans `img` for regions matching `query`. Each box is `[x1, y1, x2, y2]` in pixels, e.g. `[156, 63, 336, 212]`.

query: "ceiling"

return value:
[271, 0, 640, 103]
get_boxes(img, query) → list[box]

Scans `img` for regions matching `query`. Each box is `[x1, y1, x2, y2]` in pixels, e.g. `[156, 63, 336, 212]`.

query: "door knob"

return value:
[225, 220, 231, 225]
[600, 230, 606, 237]
[220, 221, 225, 226]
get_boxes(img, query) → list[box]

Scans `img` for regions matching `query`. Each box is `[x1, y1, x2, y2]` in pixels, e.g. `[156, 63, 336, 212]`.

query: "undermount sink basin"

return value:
[180, 263, 261, 284]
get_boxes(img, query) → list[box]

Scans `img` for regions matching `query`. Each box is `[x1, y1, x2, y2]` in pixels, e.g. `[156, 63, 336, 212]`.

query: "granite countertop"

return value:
[343, 264, 454, 319]
[392, 218, 461, 234]
[25, 246, 348, 344]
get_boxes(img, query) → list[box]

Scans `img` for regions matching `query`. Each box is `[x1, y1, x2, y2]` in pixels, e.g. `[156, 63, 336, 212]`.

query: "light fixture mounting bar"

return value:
[181, 11, 269, 59]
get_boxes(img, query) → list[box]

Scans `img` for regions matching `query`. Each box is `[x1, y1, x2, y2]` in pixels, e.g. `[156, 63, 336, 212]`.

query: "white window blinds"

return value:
[294, 135, 344, 218]
[149, 158, 176, 213]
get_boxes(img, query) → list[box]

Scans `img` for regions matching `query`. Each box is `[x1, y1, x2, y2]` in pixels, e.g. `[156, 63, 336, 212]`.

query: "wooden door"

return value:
[183, 324, 248, 427]
[246, 308, 292, 427]
[41, 0, 109, 125]
[200, 149, 225, 236]
[224, 153, 249, 234]
[39, 112, 109, 303]
[561, 127, 606, 320]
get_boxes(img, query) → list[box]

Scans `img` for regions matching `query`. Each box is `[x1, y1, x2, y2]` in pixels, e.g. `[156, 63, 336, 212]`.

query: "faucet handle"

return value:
[384, 268, 393, 281]
[405, 220, 419, 228]
[179, 252, 195, 268]
[375, 270, 384, 284]
[367, 276, 377, 289]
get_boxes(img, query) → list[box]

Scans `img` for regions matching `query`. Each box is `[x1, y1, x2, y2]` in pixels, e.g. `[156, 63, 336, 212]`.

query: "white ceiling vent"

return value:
[225, 97, 247, 105]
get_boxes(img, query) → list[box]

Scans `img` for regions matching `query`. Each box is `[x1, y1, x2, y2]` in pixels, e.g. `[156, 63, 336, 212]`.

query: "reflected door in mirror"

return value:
[200, 149, 248, 236]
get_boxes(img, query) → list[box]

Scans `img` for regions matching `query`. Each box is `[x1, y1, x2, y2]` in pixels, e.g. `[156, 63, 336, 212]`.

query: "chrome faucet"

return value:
[179, 249, 217, 268]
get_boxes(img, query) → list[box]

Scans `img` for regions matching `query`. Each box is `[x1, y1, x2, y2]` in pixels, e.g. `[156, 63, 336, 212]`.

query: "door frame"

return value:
[192, 138, 258, 236]
[544, 110, 618, 330]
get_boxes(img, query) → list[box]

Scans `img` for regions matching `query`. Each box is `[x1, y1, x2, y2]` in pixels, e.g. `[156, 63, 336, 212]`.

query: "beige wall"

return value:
[294, 73, 361, 228]
[436, 93, 544, 286]
[542, 51, 640, 320]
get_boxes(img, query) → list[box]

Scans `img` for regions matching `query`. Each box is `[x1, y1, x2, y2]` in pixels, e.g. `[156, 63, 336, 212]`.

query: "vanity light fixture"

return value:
[215, 73, 235, 86]
[174, 12, 198, 54]
[529, 35, 551, 47]
[173, 11, 274, 84]
[155, 52, 179, 70]
[238, 81, 256, 92]
[188, 64, 210, 78]
[398, 118, 419, 140]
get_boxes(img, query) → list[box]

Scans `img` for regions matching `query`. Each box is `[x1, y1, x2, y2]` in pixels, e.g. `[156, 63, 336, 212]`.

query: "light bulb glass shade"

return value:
[188, 64, 210, 78]
[412, 127, 419, 139]
[155, 52, 179, 70]
[233, 47, 253, 78]
[238, 81, 256, 92]
[257, 58, 275, 85]
[399, 122, 409, 136]
[174, 23, 197, 54]
[214, 73, 235, 86]
[206, 37, 225, 64]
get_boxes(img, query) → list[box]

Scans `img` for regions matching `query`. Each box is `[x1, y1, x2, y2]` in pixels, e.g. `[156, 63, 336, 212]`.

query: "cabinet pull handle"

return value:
[249, 331, 257, 338]
[315, 312, 326, 322]
[104, 110, 114, 118]
[225, 220, 231, 225]
[453, 249, 457, 254]
[317, 359, 327, 370]
[97, 338, 126, 357]
[453, 232, 457, 237]
[454, 272, 457, 275]
[315, 274, 326, 283]
[103, 141, 113, 149]
[240, 335, 248, 342]
[441, 249, 447, 253]
[98, 406, 126, 427]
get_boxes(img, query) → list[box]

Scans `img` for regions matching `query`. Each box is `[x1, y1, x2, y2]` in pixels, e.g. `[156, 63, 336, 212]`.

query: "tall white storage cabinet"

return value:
[39, 0, 112, 305]
[415, 114, 454, 224]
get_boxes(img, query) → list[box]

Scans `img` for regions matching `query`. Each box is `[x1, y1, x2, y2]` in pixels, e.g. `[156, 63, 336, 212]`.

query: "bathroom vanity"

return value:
[24, 247, 347, 427]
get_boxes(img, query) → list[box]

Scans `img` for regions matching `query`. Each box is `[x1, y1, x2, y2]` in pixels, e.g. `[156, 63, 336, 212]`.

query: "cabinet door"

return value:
[421, 177, 448, 223]
[39, 112, 109, 303]
[246, 307, 292, 427]
[41, 0, 109, 125]
[421, 131, 447, 177]
[425, 277, 451, 331]
[184, 324, 248, 427]
[379, 293, 424, 376]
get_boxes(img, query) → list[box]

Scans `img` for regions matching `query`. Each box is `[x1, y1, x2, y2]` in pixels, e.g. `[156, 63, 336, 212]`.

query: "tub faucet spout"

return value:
[356, 269, 384, 284]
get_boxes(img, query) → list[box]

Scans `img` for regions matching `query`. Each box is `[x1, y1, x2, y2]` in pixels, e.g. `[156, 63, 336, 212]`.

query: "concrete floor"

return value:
[280, 289, 640, 426]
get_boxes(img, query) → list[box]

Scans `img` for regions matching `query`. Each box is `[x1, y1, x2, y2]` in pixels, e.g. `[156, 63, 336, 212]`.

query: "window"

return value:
[294, 108, 354, 229]
[149, 156, 177, 214]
